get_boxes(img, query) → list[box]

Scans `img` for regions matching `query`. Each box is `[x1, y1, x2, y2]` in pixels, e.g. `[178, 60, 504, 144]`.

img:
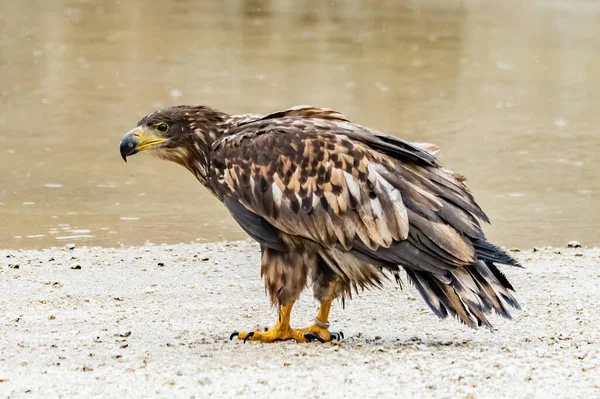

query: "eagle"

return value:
[119, 105, 521, 343]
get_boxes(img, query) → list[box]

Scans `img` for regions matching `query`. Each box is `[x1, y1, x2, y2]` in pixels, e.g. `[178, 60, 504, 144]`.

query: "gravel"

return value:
[0, 241, 598, 398]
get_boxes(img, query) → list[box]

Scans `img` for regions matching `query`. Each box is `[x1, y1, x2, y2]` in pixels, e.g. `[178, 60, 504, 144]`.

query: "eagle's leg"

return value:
[231, 247, 339, 343]
[295, 297, 343, 342]
[293, 265, 345, 342]
[230, 301, 310, 343]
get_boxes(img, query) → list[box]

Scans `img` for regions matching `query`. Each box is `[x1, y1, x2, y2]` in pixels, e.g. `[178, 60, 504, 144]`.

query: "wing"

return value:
[211, 119, 412, 252]
[210, 107, 520, 327]
[211, 107, 479, 260]
[228, 105, 440, 167]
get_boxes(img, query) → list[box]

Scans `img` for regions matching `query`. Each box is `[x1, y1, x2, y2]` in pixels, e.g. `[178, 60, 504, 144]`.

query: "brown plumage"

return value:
[120, 104, 521, 339]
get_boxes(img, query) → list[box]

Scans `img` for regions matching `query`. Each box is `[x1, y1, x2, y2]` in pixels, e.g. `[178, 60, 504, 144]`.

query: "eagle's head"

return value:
[119, 105, 228, 173]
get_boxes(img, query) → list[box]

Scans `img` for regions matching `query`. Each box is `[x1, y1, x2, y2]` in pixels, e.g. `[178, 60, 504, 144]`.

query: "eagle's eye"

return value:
[155, 122, 169, 133]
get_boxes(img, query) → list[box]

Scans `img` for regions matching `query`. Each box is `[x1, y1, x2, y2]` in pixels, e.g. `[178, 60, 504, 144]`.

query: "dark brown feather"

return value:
[135, 104, 521, 326]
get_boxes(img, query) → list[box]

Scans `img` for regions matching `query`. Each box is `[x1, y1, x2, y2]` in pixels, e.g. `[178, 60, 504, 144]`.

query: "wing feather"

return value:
[212, 122, 410, 251]
[210, 106, 520, 328]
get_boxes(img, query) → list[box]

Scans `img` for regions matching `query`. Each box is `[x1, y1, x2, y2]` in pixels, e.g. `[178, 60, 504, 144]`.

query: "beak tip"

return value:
[120, 145, 129, 162]
[120, 131, 139, 163]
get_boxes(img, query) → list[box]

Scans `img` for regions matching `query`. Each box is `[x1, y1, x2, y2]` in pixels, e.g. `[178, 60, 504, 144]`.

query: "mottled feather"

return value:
[133, 104, 521, 328]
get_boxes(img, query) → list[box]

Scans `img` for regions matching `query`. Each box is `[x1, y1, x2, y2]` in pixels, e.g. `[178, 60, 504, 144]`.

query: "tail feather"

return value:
[405, 259, 520, 329]
[488, 262, 517, 292]
[405, 269, 449, 319]
[471, 260, 520, 309]
[473, 239, 521, 267]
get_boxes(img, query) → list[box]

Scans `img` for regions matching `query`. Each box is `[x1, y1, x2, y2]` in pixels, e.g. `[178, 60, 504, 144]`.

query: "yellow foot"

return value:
[296, 324, 344, 343]
[230, 324, 343, 343]
[230, 327, 307, 343]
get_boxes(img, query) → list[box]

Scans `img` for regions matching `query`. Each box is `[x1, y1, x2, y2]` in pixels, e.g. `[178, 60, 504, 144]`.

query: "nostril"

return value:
[128, 142, 135, 148]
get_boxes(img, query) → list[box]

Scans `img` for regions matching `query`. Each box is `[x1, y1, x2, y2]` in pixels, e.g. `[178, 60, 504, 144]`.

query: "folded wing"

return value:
[209, 106, 521, 328]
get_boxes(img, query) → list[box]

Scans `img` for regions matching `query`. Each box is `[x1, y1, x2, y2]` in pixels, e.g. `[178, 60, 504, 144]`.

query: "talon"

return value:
[331, 332, 340, 341]
[229, 331, 239, 341]
[304, 333, 325, 343]
[339, 331, 344, 339]
[243, 331, 255, 343]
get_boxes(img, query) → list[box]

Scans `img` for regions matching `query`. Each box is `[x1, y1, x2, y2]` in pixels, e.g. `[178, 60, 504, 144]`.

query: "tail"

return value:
[405, 242, 521, 329]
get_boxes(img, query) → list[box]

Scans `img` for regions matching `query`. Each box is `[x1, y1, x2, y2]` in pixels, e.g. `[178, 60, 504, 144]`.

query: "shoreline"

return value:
[1, 241, 598, 398]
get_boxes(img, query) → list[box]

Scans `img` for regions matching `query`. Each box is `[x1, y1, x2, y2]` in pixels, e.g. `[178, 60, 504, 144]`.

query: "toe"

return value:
[304, 332, 326, 343]
[243, 331, 255, 343]
[229, 331, 254, 342]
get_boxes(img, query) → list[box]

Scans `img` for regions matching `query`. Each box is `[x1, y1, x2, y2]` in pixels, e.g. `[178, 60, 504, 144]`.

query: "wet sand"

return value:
[1, 241, 598, 398]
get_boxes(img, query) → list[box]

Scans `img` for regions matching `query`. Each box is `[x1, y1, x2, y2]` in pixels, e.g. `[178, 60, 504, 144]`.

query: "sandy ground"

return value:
[0, 241, 598, 399]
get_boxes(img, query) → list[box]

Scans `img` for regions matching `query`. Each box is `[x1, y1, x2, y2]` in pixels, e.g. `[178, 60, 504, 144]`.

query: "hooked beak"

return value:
[119, 126, 167, 162]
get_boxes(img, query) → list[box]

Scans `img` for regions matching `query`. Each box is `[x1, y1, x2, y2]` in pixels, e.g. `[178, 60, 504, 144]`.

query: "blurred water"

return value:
[1, 0, 599, 250]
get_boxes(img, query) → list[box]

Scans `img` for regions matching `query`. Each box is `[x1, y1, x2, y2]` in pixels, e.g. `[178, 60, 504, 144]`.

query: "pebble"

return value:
[567, 241, 582, 248]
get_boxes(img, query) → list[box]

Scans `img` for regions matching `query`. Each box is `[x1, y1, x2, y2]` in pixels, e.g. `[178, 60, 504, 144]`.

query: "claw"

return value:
[304, 333, 325, 343]
[331, 332, 341, 341]
[339, 331, 344, 339]
[229, 331, 239, 341]
[243, 331, 255, 343]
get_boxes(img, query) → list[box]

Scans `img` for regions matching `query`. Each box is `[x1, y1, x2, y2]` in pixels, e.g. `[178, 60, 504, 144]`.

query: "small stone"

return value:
[574, 253, 583, 257]
[567, 241, 581, 248]
[70, 264, 81, 270]
[118, 331, 131, 338]
[509, 248, 520, 252]
[48, 315, 56, 320]
[120, 343, 129, 349]
[157, 262, 165, 267]
[8, 264, 19, 269]
[65, 243, 76, 250]
[198, 376, 212, 385]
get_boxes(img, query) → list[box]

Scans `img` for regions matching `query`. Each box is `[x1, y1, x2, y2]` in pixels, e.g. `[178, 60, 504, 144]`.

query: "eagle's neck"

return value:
[181, 110, 232, 186]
